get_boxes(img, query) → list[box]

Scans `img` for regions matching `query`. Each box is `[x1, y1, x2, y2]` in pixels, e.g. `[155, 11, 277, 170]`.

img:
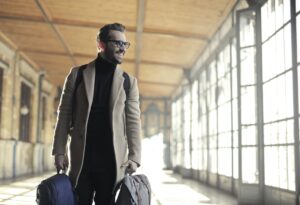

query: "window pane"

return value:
[218, 73, 231, 105]
[218, 103, 231, 133]
[184, 92, 191, 169]
[241, 125, 257, 146]
[218, 148, 232, 176]
[283, 24, 292, 70]
[242, 147, 258, 183]
[209, 147, 217, 173]
[263, 71, 293, 122]
[275, 0, 284, 30]
[265, 145, 295, 191]
[297, 15, 300, 63]
[261, 0, 276, 41]
[241, 86, 256, 124]
[262, 24, 291, 82]
[233, 147, 239, 179]
[241, 47, 256, 85]
[264, 120, 294, 145]
[209, 110, 217, 135]
[283, 0, 290, 23]
[239, 10, 256, 47]
[297, 0, 300, 13]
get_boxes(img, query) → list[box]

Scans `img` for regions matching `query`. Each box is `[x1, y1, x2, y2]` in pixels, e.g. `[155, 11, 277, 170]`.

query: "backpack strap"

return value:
[71, 66, 84, 127]
[122, 72, 130, 101]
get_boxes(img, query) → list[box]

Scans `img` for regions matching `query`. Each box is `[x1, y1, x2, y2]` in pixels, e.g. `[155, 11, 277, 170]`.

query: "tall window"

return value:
[191, 80, 199, 170]
[0, 68, 4, 132]
[238, 8, 259, 184]
[261, 0, 295, 191]
[207, 61, 218, 174]
[217, 45, 233, 177]
[199, 71, 208, 172]
[19, 82, 32, 142]
[183, 90, 191, 169]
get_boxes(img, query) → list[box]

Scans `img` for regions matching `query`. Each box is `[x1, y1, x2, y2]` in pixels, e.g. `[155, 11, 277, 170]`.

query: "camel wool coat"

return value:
[52, 59, 142, 188]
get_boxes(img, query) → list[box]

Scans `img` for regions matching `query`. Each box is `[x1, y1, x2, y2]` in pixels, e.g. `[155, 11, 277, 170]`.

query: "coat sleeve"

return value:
[52, 67, 77, 155]
[126, 77, 142, 166]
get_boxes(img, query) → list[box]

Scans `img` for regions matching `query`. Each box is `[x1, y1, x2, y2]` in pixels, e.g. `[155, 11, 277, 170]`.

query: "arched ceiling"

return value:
[0, 0, 236, 98]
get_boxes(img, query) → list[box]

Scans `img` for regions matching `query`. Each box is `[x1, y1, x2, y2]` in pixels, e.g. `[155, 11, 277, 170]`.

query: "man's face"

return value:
[101, 30, 127, 64]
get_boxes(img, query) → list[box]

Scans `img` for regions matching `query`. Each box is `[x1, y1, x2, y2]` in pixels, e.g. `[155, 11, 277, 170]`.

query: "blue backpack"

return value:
[36, 172, 76, 205]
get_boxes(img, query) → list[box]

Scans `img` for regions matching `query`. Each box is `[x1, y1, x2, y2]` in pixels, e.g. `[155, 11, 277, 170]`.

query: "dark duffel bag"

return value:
[112, 174, 151, 205]
[36, 171, 76, 205]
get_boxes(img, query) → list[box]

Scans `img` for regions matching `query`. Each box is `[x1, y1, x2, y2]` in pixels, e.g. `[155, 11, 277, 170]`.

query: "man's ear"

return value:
[97, 41, 106, 51]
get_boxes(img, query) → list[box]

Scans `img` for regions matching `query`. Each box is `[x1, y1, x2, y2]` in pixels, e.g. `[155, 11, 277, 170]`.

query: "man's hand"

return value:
[55, 154, 69, 171]
[121, 160, 138, 175]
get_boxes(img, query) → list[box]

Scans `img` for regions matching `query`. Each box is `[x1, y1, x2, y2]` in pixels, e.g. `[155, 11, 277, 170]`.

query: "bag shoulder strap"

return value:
[122, 71, 130, 101]
[71, 65, 85, 127]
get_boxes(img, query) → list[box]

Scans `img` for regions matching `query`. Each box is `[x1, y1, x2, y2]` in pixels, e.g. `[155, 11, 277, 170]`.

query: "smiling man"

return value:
[52, 23, 141, 205]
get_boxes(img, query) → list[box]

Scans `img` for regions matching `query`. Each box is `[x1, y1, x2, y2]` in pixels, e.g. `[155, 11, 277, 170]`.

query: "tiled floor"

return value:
[0, 136, 238, 205]
[0, 170, 237, 205]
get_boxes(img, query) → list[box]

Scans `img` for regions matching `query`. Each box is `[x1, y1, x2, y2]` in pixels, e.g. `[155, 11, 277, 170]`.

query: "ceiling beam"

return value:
[135, 0, 146, 79]
[0, 15, 208, 40]
[34, 0, 76, 65]
[144, 28, 209, 41]
[21, 48, 186, 69]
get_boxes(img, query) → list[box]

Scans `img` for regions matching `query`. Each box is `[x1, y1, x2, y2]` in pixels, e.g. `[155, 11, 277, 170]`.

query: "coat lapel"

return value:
[110, 66, 124, 111]
[83, 59, 96, 107]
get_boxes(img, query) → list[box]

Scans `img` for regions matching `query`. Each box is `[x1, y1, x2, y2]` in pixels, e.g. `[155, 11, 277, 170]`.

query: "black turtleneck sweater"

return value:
[83, 55, 116, 172]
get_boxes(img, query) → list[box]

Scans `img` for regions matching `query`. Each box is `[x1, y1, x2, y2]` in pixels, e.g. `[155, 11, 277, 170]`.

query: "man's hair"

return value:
[96, 23, 126, 43]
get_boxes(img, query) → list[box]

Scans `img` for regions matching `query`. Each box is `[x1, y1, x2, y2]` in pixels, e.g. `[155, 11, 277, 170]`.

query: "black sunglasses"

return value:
[106, 40, 130, 49]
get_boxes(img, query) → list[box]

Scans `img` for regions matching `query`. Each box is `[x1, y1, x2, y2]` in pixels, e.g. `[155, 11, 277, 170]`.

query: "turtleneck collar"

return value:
[95, 53, 117, 72]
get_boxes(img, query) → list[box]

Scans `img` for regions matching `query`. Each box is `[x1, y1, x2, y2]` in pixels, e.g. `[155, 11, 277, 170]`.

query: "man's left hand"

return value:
[121, 160, 138, 175]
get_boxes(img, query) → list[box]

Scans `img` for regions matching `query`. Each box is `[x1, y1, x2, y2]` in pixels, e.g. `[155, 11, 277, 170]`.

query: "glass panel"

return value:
[241, 47, 256, 85]
[218, 132, 232, 148]
[207, 85, 216, 110]
[242, 147, 258, 183]
[232, 99, 238, 131]
[192, 80, 199, 141]
[209, 110, 217, 135]
[275, 0, 284, 30]
[184, 92, 191, 169]
[233, 147, 239, 179]
[241, 86, 256, 124]
[297, 0, 300, 13]
[218, 73, 231, 105]
[241, 125, 257, 145]
[232, 67, 238, 98]
[297, 15, 300, 63]
[263, 71, 293, 122]
[261, 0, 276, 42]
[287, 145, 295, 191]
[207, 61, 216, 85]
[264, 120, 294, 145]
[283, 0, 291, 24]
[231, 38, 237, 68]
[265, 145, 295, 191]
[283, 24, 292, 70]
[265, 146, 279, 187]
[218, 103, 231, 133]
[217, 45, 231, 79]
[218, 148, 232, 176]
[239, 10, 256, 47]
[263, 24, 291, 82]
[209, 148, 217, 173]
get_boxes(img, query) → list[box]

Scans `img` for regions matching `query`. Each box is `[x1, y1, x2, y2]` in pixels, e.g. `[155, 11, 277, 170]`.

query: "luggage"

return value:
[112, 174, 151, 205]
[36, 172, 76, 205]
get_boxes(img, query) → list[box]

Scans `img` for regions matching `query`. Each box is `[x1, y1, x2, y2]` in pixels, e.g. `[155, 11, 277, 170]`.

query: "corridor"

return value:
[1, 0, 300, 204]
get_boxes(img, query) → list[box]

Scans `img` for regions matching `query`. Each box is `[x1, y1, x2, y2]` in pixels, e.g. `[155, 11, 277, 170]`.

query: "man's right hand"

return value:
[55, 154, 68, 171]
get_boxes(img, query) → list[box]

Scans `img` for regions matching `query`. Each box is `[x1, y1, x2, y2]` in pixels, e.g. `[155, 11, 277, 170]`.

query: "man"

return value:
[52, 23, 141, 205]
